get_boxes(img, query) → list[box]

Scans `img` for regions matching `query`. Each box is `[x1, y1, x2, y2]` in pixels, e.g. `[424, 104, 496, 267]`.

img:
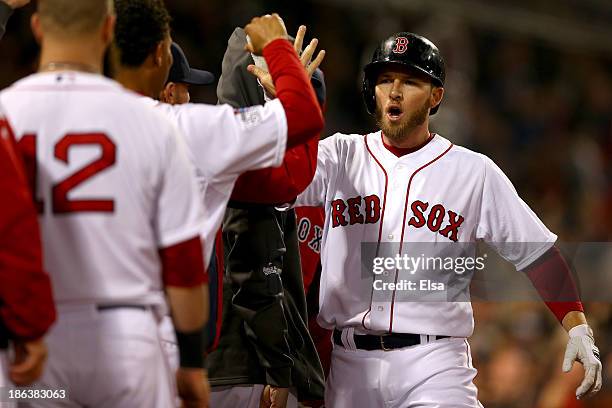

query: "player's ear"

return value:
[30, 13, 43, 44]
[430, 86, 444, 112]
[160, 82, 175, 104]
[101, 14, 116, 48]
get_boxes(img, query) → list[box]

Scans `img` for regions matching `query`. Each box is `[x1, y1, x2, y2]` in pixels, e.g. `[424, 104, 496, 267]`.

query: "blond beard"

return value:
[376, 99, 430, 144]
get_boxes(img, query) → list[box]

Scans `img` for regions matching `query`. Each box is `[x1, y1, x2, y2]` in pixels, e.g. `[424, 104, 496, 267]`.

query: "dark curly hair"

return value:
[114, 0, 172, 67]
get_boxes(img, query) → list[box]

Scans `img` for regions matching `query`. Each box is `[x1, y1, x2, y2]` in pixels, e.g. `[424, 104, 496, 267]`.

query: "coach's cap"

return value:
[168, 42, 215, 85]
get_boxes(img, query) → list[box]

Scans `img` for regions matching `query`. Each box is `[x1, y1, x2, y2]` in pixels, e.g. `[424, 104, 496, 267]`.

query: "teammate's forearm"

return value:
[264, 39, 324, 149]
[167, 284, 209, 369]
[166, 285, 209, 331]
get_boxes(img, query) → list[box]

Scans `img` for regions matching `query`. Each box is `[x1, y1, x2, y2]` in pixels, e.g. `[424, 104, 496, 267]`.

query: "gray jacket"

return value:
[205, 27, 326, 401]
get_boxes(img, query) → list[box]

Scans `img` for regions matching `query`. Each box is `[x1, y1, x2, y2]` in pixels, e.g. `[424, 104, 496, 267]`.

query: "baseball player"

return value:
[112, 0, 324, 267]
[112, 3, 323, 406]
[0, 107, 56, 391]
[0, 0, 29, 40]
[159, 42, 215, 105]
[0, 1, 210, 406]
[155, 40, 217, 393]
[293, 32, 602, 407]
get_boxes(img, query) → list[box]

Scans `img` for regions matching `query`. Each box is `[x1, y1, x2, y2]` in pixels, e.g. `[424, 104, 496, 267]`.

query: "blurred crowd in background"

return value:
[1, 0, 610, 407]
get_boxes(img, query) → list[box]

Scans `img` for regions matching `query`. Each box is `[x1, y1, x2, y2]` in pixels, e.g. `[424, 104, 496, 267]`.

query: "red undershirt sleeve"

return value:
[159, 236, 208, 287]
[523, 246, 584, 322]
[230, 135, 319, 203]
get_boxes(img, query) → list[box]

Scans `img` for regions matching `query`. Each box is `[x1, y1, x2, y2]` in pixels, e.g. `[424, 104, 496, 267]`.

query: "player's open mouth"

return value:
[386, 105, 403, 122]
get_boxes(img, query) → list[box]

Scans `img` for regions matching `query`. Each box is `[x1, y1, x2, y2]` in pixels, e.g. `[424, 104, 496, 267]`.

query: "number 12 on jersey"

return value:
[17, 133, 117, 214]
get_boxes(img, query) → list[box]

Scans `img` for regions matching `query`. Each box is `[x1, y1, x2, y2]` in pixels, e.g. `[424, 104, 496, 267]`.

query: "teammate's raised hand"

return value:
[247, 25, 325, 98]
[244, 13, 288, 56]
[1, 0, 31, 9]
[294, 25, 326, 78]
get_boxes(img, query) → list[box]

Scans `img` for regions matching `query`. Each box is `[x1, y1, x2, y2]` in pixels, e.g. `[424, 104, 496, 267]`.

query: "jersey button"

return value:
[377, 306, 384, 311]
[388, 234, 394, 240]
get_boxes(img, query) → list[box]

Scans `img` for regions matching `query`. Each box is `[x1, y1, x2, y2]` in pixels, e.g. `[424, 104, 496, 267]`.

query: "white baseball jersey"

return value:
[297, 131, 557, 337]
[0, 72, 205, 306]
[140, 97, 287, 263]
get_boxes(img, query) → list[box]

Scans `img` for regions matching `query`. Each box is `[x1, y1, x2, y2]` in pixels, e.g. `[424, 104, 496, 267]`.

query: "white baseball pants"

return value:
[23, 304, 174, 408]
[0, 350, 16, 408]
[158, 315, 181, 407]
[326, 336, 483, 408]
[158, 316, 179, 373]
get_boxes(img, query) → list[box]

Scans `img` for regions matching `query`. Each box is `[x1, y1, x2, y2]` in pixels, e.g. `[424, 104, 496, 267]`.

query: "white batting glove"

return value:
[562, 324, 602, 399]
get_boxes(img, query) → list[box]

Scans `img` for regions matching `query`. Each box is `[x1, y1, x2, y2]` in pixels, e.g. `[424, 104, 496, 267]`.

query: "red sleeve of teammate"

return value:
[524, 246, 583, 322]
[0, 117, 56, 342]
[159, 236, 208, 287]
[230, 134, 318, 203]
[264, 39, 324, 148]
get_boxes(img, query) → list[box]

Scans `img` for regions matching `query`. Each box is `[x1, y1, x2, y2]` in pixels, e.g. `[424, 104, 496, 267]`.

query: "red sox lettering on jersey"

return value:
[330, 195, 465, 242]
[297, 210, 324, 254]
[297, 132, 556, 337]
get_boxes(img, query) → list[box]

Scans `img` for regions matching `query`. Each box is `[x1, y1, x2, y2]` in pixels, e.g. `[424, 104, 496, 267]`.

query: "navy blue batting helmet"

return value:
[362, 32, 445, 115]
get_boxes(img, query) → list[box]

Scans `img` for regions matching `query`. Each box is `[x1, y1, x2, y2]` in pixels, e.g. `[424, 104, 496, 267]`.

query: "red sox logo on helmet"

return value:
[392, 37, 409, 54]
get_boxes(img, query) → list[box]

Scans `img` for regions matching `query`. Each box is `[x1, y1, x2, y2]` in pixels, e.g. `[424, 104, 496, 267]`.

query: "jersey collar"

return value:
[366, 130, 453, 170]
[381, 132, 434, 157]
